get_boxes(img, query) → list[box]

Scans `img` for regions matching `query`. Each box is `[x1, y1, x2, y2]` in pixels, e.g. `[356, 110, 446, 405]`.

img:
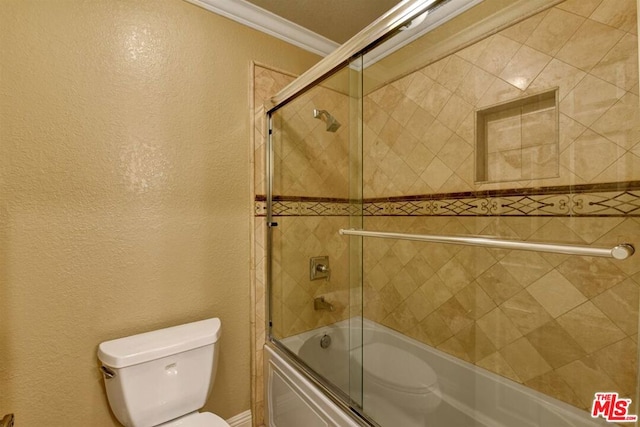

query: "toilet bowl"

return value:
[98, 318, 230, 427]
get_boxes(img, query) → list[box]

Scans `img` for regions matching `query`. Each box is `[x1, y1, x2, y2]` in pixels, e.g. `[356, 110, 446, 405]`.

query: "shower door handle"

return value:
[339, 229, 635, 260]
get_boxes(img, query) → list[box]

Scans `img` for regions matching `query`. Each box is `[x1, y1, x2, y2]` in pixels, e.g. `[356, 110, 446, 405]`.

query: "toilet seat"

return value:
[158, 412, 230, 427]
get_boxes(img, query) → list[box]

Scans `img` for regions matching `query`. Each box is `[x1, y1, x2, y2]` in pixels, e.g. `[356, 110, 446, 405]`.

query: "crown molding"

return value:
[184, 0, 339, 56]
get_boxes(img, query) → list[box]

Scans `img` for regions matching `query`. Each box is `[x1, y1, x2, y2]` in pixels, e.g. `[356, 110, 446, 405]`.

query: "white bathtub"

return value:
[273, 318, 610, 427]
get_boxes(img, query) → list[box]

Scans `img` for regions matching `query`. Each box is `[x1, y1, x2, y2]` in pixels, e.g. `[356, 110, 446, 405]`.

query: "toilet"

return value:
[98, 318, 230, 427]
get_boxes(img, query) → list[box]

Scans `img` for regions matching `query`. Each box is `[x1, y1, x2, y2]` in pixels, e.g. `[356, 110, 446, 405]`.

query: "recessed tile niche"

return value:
[476, 89, 559, 183]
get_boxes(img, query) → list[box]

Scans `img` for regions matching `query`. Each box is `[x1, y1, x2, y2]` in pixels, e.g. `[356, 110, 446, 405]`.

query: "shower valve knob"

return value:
[310, 256, 330, 281]
[316, 264, 329, 273]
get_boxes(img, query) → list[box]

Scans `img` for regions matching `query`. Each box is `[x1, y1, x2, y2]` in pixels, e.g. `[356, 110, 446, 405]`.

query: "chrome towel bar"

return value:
[338, 229, 634, 260]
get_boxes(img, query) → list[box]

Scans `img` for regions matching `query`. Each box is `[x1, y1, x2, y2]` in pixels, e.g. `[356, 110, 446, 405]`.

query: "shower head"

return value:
[313, 109, 341, 132]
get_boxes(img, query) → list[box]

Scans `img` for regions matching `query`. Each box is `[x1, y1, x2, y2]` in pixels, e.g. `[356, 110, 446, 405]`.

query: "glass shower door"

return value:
[355, 0, 640, 426]
[268, 59, 365, 407]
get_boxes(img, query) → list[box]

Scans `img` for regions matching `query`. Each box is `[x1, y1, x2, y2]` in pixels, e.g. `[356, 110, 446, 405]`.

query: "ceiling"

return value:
[243, 0, 402, 44]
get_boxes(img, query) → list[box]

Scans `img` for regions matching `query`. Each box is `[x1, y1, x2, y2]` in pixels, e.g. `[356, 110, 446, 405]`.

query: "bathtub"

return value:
[267, 318, 610, 427]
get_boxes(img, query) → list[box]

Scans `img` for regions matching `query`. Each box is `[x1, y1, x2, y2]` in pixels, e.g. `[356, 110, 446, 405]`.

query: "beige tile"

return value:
[560, 129, 625, 182]
[477, 78, 523, 109]
[477, 307, 523, 349]
[437, 93, 473, 131]
[419, 241, 456, 272]
[500, 45, 552, 90]
[391, 72, 416, 94]
[521, 144, 558, 179]
[455, 282, 497, 321]
[378, 282, 404, 314]
[560, 74, 624, 127]
[377, 116, 403, 147]
[390, 129, 420, 160]
[591, 92, 640, 150]
[456, 111, 476, 146]
[556, 256, 626, 298]
[498, 250, 553, 286]
[563, 217, 626, 244]
[436, 256, 474, 294]
[592, 338, 637, 396]
[476, 34, 522, 75]
[556, 19, 625, 72]
[363, 96, 390, 135]
[521, 108, 556, 148]
[405, 106, 436, 140]
[590, 0, 637, 33]
[454, 324, 497, 362]
[477, 263, 524, 305]
[436, 296, 474, 334]
[524, 371, 583, 409]
[437, 335, 472, 362]
[501, 289, 553, 335]
[421, 157, 454, 191]
[595, 151, 640, 183]
[557, 301, 626, 353]
[405, 142, 436, 176]
[418, 311, 454, 346]
[423, 119, 454, 154]
[556, 357, 619, 409]
[529, 59, 586, 102]
[487, 149, 522, 182]
[500, 337, 553, 382]
[456, 36, 494, 64]
[370, 84, 404, 112]
[592, 279, 639, 336]
[558, 113, 587, 152]
[418, 82, 453, 119]
[404, 287, 435, 323]
[526, 320, 587, 368]
[421, 56, 451, 81]
[437, 133, 473, 171]
[556, 0, 603, 17]
[454, 246, 498, 278]
[591, 34, 639, 92]
[404, 72, 436, 106]
[382, 300, 419, 333]
[486, 108, 522, 153]
[455, 65, 496, 106]
[500, 10, 548, 44]
[436, 55, 473, 93]
[391, 269, 421, 301]
[477, 352, 521, 383]
[390, 96, 420, 127]
[527, 270, 588, 318]
[525, 8, 585, 56]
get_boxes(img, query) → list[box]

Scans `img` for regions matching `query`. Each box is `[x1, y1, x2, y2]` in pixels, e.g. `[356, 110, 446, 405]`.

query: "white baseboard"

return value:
[226, 410, 252, 427]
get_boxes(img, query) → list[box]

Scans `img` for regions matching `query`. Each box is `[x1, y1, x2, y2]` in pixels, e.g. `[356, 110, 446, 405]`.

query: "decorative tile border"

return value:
[256, 182, 640, 217]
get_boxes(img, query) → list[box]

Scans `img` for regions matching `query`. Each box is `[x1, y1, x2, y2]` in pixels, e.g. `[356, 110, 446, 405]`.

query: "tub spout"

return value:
[314, 296, 335, 312]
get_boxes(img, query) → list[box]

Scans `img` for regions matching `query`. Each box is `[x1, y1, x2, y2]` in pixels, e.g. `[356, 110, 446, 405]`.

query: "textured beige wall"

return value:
[0, 0, 319, 425]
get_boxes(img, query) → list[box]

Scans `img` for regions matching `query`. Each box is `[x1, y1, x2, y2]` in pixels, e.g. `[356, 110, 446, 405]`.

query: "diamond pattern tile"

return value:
[258, 0, 640, 420]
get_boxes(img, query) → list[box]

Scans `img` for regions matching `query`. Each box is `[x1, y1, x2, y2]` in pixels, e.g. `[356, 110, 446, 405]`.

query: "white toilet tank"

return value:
[98, 318, 222, 427]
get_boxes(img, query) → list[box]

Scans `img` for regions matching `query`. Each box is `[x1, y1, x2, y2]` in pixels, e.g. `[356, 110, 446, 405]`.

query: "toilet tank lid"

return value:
[98, 318, 221, 368]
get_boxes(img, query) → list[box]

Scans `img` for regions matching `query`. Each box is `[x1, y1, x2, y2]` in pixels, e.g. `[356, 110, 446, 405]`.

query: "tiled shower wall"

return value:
[360, 0, 640, 413]
[363, 0, 639, 198]
[253, 0, 640, 421]
[251, 65, 353, 427]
